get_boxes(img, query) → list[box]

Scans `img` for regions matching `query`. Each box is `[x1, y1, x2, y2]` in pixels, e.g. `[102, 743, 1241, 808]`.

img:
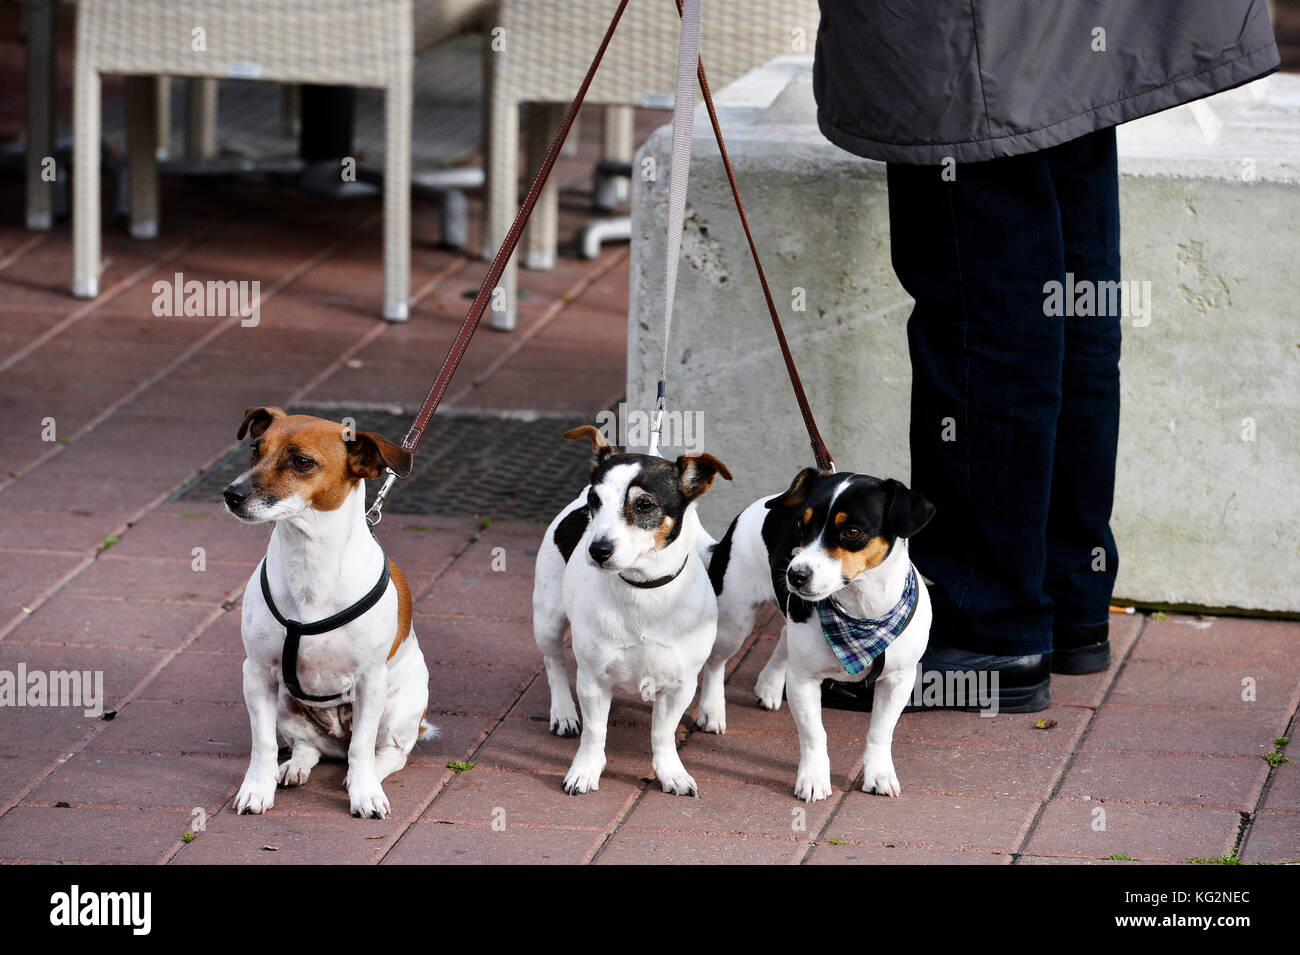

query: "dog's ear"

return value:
[677, 453, 732, 501]
[564, 425, 616, 472]
[237, 406, 285, 441]
[346, 431, 413, 480]
[884, 478, 935, 538]
[764, 467, 822, 510]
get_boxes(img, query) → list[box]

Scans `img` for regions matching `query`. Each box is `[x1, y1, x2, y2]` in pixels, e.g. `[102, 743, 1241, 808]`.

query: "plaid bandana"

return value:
[816, 565, 918, 675]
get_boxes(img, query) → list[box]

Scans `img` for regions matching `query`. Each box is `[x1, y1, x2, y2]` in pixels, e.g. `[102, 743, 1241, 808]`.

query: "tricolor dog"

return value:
[705, 469, 935, 802]
[223, 407, 434, 819]
[533, 426, 731, 796]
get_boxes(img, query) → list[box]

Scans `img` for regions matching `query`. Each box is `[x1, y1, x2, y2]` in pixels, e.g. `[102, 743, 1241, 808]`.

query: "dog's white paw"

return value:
[695, 705, 726, 734]
[862, 760, 901, 798]
[347, 776, 390, 819]
[638, 676, 657, 702]
[562, 756, 604, 795]
[793, 766, 833, 803]
[550, 709, 581, 738]
[276, 759, 313, 787]
[655, 761, 698, 797]
[754, 674, 784, 711]
[235, 773, 276, 815]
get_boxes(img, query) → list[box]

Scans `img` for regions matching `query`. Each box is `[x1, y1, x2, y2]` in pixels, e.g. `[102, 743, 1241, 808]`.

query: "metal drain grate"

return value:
[174, 407, 593, 524]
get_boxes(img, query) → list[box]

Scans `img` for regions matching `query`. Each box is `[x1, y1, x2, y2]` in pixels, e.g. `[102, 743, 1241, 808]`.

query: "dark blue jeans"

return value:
[887, 128, 1121, 656]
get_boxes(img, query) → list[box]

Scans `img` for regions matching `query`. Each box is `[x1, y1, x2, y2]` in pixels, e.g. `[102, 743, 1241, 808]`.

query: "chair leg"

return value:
[125, 76, 160, 239]
[484, 56, 519, 329]
[524, 103, 564, 271]
[187, 77, 218, 159]
[596, 105, 634, 210]
[155, 76, 172, 159]
[72, 63, 101, 298]
[383, 65, 413, 321]
[24, 0, 56, 231]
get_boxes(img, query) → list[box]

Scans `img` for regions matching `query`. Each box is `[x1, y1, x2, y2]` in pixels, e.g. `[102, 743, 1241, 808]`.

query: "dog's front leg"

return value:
[345, 666, 391, 819]
[563, 670, 611, 794]
[754, 626, 790, 711]
[235, 657, 280, 814]
[652, 680, 699, 796]
[861, 665, 912, 797]
[786, 667, 833, 802]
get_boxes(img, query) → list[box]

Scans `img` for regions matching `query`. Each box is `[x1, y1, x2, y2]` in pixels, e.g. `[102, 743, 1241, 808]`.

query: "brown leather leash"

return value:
[367, 0, 832, 524]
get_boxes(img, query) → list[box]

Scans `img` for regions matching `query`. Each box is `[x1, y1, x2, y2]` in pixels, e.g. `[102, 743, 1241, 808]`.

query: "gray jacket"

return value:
[813, 0, 1280, 164]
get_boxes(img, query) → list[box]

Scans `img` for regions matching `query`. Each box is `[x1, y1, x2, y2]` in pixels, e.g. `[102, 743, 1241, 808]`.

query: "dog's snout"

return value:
[786, 565, 812, 589]
[223, 481, 251, 509]
[588, 538, 615, 565]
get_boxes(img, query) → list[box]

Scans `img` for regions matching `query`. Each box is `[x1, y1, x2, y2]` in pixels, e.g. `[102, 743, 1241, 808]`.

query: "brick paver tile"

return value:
[172, 810, 400, 864]
[1261, 757, 1299, 813]
[0, 507, 110, 553]
[1239, 811, 1300, 863]
[1058, 751, 1270, 811]
[404, 713, 498, 767]
[894, 705, 1093, 751]
[806, 842, 1011, 865]
[416, 570, 533, 620]
[27, 751, 238, 812]
[137, 648, 246, 704]
[595, 827, 805, 864]
[0, 643, 167, 747]
[373, 520, 480, 575]
[1080, 703, 1290, 757]
[62, 555, 248, 604]
[85, 700, 251, 756]
[1108, 659, 1300, 712]
[0, 805, 184, 863]
[6, 595, 215, 650]
[823, 790, 1040, 853]
[622, 777, 837, 840]
[1022, 800, 1241, 862]
[186, 610, 245, 654]
[426, 662, 536, 717]
[888, 741, 1067, 800]
[454, 524, 546, 578]
[1132, 616, 1300, 667]
[108, 508, 273, 565]
[384, 820, 604, 864]
[424, 767, 641, 828]
[415, 613, 541, 666]
[0, 747, 59, 805]
[0, 549, 86, 613]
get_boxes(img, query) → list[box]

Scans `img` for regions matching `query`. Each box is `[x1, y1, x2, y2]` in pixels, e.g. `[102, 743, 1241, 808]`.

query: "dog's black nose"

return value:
[223, 482, 250, 508]
[588, 539, 614, 565]
[787, 566, 812, 589]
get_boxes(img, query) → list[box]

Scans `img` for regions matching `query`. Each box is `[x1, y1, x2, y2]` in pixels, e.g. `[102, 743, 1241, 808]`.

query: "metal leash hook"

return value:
[647, 380, 666, 458]
[365, 468, 399, 526]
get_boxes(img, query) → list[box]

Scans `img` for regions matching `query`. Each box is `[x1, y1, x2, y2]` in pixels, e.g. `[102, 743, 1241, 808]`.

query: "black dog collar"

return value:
[259, 556, 391, 703]
[619, 557, 689, 590]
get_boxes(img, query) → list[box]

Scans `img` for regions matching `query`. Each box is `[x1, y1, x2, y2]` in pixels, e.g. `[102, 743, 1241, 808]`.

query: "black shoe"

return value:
[1052, 622, 1110, 674]
[821, 647, 1052, 714]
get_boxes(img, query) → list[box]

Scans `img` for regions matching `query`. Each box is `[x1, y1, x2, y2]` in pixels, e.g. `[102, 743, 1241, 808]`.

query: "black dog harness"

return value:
[259, 556, 391, 703]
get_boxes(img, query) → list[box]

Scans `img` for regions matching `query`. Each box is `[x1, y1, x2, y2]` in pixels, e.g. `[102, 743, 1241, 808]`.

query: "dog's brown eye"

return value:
[292, 455, 315, 471]
[634, 497, 657, 513]
[842, 527, 863, 541]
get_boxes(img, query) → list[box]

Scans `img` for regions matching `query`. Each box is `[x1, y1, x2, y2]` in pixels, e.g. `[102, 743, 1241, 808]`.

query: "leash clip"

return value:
[365, 469, 399, 526]
[647, 380, 667, 458]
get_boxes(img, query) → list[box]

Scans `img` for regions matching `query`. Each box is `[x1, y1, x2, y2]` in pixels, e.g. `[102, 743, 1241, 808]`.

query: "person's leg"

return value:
[883, 152, 1066, 710]
[1042, 127, 1122, 673]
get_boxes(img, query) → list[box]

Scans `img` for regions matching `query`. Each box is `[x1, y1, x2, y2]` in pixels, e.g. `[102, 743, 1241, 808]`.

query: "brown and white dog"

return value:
[222, 407, 434, 819]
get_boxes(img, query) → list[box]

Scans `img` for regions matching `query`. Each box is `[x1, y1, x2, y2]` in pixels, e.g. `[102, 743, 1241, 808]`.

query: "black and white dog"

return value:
[532, 426, 731, 796]
[704, 468, 935, 802]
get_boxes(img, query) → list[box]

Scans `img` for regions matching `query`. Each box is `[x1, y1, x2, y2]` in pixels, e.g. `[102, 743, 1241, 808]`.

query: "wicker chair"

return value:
[483, 0, 820, 329]
[72, 0, 487, 321]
